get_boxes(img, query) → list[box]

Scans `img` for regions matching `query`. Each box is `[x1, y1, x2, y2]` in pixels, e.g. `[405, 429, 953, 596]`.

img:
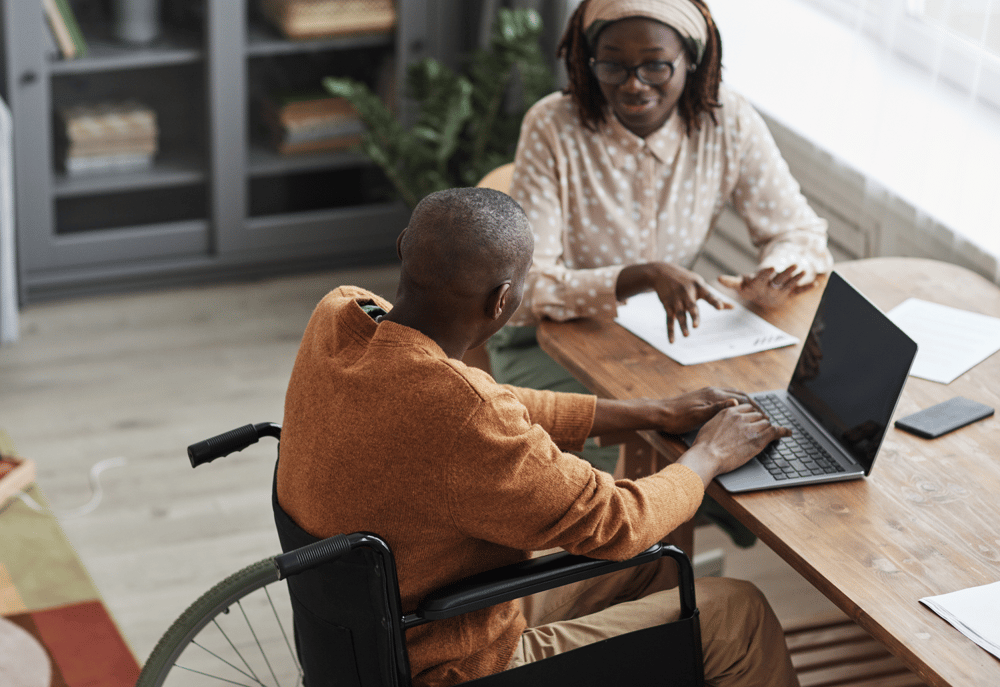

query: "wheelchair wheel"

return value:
[137, 557, 303, 687]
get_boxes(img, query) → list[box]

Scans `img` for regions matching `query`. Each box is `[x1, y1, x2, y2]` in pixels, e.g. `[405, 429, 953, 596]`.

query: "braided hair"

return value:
[558, 0, 723, 137]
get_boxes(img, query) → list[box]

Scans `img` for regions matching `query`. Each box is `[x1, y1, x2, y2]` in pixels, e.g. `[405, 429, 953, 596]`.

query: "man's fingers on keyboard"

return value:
[770, 423, 793, 438]
[738, 400, 768, 419]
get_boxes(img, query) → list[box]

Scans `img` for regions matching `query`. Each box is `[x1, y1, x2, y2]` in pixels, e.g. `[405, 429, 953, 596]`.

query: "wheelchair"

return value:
[136, 423, 705, 687]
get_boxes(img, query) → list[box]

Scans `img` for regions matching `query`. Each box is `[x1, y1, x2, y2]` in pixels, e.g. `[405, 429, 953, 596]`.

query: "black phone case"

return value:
[894, 396, 994, 439]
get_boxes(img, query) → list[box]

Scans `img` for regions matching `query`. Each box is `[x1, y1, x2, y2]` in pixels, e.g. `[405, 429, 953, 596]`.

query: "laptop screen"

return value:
[787, 272, 917, 472]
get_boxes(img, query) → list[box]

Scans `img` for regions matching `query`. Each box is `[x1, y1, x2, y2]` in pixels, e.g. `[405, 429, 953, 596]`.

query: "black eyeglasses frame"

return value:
[588, 56, 684, 86]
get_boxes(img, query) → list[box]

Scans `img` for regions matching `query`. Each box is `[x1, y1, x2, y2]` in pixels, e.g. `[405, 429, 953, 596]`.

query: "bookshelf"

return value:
[0, 0, 435, 302]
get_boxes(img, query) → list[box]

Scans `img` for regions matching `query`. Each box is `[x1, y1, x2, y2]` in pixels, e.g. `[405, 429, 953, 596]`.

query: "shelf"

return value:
[56, 184, 208, 235]
[49, 30, 203, 74]
[53, 153, 206, 197]
[244, 201, 407, 251]
[246, 201, 402, 228]
[40, 219, 212, 272]
[247, 144, 369, 177]
[246, 23, 393, 57]
[7, 0, 430, 302]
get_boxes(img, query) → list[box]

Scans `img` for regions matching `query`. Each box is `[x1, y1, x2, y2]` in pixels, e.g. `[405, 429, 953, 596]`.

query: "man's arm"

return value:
[590, 388, 750, 436]
[447, 386, 787, 559]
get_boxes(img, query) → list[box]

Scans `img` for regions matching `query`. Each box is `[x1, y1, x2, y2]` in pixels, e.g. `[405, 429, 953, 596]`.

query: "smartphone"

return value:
[894, 396, 994, 439]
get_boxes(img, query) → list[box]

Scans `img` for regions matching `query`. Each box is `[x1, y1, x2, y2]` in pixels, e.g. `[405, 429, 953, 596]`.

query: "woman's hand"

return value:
[717, 265, 817, 309]
[617, 263, 731, 343]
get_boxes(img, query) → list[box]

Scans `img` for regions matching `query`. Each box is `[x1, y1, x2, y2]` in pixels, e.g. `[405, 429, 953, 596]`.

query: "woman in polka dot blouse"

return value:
[486, 0, 833, 490]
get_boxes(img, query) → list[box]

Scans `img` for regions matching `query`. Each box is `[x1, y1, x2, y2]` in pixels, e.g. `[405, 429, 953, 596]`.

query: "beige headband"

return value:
[583, 0, 708, 64]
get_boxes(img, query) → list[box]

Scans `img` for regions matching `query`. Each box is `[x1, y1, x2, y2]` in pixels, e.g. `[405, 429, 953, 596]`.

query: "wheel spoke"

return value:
[208, 618, 266, 685]
[173, 663, 259, 686]
[239, 599, 281, 687]
[264, 586, 303, 685]
[189, 637, 267, 687]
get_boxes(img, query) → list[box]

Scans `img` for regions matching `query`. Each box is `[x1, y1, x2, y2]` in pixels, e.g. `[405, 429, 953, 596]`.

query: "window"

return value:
[804, 0, 1000, 110]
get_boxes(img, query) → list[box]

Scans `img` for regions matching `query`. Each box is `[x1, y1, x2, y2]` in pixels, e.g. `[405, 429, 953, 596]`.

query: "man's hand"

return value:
[617, 263, 732, 343]
[677, 403, 792, 488]
[717, 265, 817, 309]
[653, 387, 757, 434]
[590, 388, 758, 438]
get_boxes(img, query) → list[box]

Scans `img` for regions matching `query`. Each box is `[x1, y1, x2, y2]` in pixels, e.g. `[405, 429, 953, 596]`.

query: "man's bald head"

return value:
[398, 187, 533, 301]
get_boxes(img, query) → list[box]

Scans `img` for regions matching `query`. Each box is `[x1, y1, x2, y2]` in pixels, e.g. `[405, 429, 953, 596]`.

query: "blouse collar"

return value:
[600, 107, 685, 167]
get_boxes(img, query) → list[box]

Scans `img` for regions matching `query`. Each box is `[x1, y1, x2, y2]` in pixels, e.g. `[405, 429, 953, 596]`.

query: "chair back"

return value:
[273, 467, 412, 687]
[475, 162, 514, 194]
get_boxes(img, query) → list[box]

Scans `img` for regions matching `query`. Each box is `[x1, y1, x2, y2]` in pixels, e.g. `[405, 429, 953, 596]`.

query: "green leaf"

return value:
[323, 8, 553, 206]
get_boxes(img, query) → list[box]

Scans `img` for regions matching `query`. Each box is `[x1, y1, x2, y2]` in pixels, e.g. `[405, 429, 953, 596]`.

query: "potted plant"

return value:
[323, 8, 553, 208]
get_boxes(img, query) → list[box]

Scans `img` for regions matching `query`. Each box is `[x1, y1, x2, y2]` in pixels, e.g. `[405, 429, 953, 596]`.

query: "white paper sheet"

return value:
[614, 290, 798, 365]
[920, 582, 1000, 660]
[887, 298, 1000, 384]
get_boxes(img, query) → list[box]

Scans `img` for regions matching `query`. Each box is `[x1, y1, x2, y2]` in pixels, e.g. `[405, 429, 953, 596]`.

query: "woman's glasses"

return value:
[588, 57, 682, 86]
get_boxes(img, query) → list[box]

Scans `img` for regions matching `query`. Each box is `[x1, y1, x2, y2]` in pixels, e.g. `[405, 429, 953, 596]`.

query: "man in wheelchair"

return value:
[277, 187, 800, 686]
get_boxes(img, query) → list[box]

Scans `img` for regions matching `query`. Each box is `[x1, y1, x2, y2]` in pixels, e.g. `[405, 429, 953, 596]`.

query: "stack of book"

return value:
[57, 101, 158, 176]
[258, 0, 396, 40]
[261, 93, 364, 156]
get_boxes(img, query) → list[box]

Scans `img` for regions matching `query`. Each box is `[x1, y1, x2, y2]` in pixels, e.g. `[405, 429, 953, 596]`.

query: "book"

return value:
[258, 0, 396, 40]
[276, 135, 362, 156]
[59, 101, 158, 143]
[41, 0, 77, 59]
[42, 6, 62, 60]
[57, 101, 159, 175]
[67, 139, 159, 157]
[65, 153, 155, 176]
[259, 92, 364, 156]
[52, 0, 88, 58]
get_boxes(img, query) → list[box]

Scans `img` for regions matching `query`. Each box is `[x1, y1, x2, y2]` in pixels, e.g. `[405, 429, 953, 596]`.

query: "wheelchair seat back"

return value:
[273, 473, 412, 687]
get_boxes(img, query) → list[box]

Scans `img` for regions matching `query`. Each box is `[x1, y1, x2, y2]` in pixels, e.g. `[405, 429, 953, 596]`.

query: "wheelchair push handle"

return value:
[188, 422, 282, 467]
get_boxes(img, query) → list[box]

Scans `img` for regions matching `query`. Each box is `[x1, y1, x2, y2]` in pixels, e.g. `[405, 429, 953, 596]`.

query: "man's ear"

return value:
[486, 282, 512, 321]
[395, 228, 407, 261]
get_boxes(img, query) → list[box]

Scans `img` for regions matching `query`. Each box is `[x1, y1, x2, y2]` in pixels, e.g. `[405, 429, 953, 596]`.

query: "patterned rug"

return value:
[0, 433, 140, 687]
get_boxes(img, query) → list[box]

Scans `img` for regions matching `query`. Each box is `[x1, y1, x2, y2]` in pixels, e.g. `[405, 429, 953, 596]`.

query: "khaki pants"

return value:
[507, 557, 800, 687]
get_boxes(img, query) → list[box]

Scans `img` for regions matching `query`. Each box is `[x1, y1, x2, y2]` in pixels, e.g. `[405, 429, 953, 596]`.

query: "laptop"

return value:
[687, 271, 918, 492]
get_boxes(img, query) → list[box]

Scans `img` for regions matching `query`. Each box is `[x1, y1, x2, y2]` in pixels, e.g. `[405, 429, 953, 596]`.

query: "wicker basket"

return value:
[259, 0, 397, 40]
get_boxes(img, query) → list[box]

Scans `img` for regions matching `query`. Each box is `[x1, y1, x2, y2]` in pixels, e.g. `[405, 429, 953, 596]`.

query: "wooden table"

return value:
[538, 258, 1000, 687]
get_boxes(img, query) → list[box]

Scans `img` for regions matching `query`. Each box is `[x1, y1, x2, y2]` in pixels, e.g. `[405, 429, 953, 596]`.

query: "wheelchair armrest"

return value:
[416, 543, 694, 622]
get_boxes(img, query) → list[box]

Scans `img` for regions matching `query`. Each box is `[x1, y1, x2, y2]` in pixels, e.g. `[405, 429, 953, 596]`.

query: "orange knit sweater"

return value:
[277, 286, 705, 686]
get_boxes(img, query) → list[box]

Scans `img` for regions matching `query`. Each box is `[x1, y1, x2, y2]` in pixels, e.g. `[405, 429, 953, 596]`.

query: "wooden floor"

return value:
[2, 263, 856, 667]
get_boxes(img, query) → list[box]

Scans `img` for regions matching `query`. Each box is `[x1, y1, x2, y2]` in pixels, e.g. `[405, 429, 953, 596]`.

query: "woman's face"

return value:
[593, 17, 689, 138]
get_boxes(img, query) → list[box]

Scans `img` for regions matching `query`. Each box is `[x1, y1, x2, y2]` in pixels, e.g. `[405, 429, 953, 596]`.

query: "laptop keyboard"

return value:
[756, 394, 846, 481]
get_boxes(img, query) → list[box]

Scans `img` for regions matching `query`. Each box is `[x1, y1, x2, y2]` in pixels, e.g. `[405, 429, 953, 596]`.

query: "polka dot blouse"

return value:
[507, 85, 834, 327]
